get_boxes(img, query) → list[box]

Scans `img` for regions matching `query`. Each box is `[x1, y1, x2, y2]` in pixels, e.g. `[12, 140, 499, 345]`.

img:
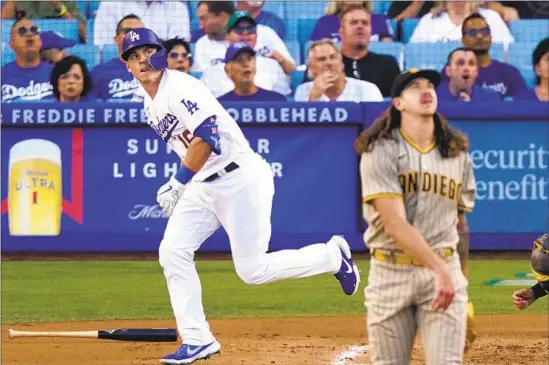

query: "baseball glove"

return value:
[464, 300, 477, 353]
[531, 233, 549, 283]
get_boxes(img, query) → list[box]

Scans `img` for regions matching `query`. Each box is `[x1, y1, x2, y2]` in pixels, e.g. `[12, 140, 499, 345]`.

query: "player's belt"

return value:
[371, 248, 454, 266]
[203, 162, 240, 182]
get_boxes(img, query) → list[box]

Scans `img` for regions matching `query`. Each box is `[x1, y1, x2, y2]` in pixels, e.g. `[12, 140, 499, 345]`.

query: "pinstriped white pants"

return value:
[364, 254, 468, 365]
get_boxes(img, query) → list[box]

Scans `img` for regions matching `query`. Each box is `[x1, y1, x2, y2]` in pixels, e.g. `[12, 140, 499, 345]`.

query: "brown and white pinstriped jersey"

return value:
[360, 128, 476, 251]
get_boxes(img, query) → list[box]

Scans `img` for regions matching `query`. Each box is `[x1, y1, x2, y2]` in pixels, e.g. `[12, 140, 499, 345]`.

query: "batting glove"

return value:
[156, 176, 186, 216]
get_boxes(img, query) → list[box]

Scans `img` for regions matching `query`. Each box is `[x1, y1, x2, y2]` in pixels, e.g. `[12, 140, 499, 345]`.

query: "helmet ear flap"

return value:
[149, 48, 168, 70]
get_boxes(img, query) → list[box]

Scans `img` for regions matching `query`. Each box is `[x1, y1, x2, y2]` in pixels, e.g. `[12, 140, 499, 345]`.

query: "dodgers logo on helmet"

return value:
[121, 28, 164, 62]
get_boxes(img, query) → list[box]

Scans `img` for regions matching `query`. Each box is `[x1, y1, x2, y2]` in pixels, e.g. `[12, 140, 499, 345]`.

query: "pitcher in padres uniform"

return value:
[121, 28, 360, 365]
[356, 69, 476, 365]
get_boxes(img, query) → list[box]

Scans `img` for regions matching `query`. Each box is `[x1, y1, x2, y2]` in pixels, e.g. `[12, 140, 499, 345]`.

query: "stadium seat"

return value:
[509, 19, 549, 43]
[290, 69, 305, 94]
[369, 42, 405, 69]
[298, 18, 317, 46]
[35, 19, 80, 41]
[86, 19, 95, 45]
[508, 41, 539, 88]
[286, 40, 301, 65]
[2, 20, 14, 42]
[489, 43, 505, 62]
[67, 44, 101, 69]
[371, 1, 391, 14]
[285, 1, 327, 41]
[190, 71, 203, 80]
[76, 1, 88, 19]
[101, 44, 119, 63]
[261, 0, 285, 19]
[87, 0, 101, 19]
[401, 18, 419, 43]
[1, 45, 15, 66]
[404, 42, 462, 70]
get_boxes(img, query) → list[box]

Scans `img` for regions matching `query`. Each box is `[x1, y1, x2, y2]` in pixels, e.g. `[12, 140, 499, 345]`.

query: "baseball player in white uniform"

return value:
[356, 69, 476, 365]
[121, 28, 361, 365]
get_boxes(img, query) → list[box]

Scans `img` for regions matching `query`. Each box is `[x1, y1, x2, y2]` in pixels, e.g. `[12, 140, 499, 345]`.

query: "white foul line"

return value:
[331, 345, 369, 365]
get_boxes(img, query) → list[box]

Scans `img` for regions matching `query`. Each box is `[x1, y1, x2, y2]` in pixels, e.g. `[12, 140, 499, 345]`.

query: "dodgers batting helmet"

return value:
[121, 27, 167, 70]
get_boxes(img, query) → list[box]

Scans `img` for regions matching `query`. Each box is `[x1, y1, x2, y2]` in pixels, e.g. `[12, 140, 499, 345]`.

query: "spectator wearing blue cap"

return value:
[1, 18, 54, 103]
[40, 30, 77, 64]
[515, 37, 549, 102]
[218, 42, 286, 102]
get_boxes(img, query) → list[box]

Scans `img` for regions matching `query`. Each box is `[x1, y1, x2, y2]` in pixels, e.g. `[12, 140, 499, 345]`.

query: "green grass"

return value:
[1, 259, 547, 324]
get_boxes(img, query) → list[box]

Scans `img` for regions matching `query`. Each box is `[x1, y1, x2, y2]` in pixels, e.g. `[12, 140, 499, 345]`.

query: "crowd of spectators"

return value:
[1, 1, 548, 103]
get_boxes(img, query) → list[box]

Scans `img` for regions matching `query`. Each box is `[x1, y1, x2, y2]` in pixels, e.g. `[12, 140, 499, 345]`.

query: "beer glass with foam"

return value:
[8, 139, 62, 236]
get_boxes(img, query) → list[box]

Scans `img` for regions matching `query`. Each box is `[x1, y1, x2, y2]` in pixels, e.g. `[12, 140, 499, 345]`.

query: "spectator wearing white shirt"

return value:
[295, 39, 383, 102]
[200, 10, 293, 96]
[410, 1, 514, 48]
[193, 5, 295, 74]
[93, 1, 190, 48]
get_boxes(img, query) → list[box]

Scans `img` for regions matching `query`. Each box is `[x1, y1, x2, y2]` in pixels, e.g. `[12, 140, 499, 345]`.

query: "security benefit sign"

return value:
[457, 121, 549, 233]
[1, 129, 83, 237]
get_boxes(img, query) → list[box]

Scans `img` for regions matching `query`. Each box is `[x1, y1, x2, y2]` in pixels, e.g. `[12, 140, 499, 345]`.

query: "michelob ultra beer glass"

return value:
[8, 139, 62, 236]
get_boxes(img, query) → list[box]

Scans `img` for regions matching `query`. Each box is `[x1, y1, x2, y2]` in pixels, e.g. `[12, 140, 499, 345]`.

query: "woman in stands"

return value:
[50, 55, 94, 103]
[409, 1, 514, 47]
[515, 37, 549, 102]
[310, 1, 395, 43]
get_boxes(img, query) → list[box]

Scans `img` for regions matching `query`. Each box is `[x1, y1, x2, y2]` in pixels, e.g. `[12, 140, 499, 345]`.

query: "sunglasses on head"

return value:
[168, 51, 192, 60]
[18, 25, 40, 36]
[464, 27, 490, 37]
[232, 24, 257, 35]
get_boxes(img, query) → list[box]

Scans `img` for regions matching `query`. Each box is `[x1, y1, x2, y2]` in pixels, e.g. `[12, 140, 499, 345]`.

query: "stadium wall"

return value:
[1, 101, 548, 252]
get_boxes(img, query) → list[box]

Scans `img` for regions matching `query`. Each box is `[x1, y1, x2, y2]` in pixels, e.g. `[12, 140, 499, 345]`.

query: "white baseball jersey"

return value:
[142, 69, 253, 181]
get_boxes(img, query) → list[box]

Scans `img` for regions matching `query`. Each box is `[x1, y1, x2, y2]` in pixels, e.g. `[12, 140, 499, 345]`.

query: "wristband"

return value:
[174, 165, 196, 185]
[531, 282, 548, 299]
[58, 5, 68, 16]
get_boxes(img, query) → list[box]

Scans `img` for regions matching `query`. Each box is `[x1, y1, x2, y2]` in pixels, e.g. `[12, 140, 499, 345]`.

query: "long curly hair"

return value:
[354, 106, 470, 158]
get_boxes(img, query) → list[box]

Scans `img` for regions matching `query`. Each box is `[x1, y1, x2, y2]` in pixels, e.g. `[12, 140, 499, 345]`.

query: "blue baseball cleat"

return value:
[161, 341, 221, 364]
[330, 236, 361, 295]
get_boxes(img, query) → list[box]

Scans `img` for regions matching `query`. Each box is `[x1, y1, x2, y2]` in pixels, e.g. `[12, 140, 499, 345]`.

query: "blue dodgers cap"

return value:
[224, 41, 256, 63]
[40, 31, 77, 50]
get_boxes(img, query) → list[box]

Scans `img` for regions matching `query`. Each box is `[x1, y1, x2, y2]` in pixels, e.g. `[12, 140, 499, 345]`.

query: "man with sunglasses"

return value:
[89, 14, 145, 102]
[198, 10, 293, 97]
[459, 13, 527, 99]
[1, 18, 54, 103]
[193, 5, 294, 77]
[164, 37, 193, 74]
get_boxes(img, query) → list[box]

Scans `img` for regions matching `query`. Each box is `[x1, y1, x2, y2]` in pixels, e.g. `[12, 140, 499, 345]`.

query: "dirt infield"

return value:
[2, 314, 548, 365]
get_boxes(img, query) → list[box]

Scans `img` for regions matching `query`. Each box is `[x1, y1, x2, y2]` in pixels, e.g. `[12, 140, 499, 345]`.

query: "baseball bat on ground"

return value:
[8, 328, 178, 342]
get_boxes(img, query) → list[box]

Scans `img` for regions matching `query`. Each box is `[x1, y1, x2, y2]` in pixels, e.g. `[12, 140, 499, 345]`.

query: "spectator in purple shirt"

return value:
[515, 37, 549, 102]
[441, 13, 527, 98]
[50, 55, 94, 102]
[437, 47, 501, 102]
[311, 1, 395, 43]
[218, 41, 286, 102]
[1, 17, 54, 103]
[192, 0, 286, 40]
[89, 14, 144, 102]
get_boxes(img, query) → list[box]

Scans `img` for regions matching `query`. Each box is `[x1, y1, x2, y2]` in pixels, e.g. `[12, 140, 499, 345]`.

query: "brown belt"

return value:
[372, 248, 454, 266]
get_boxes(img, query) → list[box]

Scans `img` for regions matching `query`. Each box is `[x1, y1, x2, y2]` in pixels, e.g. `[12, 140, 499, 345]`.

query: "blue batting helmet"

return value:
[121, 27, 167, 70]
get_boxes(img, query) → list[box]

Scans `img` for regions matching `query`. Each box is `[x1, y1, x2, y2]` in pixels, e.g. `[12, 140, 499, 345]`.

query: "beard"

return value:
[473, 48, 489, 56]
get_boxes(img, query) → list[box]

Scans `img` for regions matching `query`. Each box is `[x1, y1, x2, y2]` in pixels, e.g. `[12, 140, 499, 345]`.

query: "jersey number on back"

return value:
[181, 99, 199, 115]
[175, 130, 194, 148]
